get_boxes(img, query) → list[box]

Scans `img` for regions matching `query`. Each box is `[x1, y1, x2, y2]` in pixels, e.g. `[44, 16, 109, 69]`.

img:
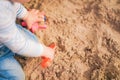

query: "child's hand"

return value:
[23, 9, 44, 29]
[41, 45, 55, 60]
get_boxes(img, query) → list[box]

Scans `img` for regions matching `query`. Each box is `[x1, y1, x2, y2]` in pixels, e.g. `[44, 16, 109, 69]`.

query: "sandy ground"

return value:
[16, 0, 120, 80]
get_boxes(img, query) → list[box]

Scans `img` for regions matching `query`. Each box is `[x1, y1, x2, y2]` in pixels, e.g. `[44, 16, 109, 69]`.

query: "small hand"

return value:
[23, 9, 44, 29]
[42, 45, 55, 60]
[41, 43, 55, 60]
[40, 43, 55, 68]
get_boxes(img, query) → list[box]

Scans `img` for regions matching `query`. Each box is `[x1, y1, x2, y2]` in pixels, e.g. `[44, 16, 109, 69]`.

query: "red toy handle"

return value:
[40, 43, 55, 68]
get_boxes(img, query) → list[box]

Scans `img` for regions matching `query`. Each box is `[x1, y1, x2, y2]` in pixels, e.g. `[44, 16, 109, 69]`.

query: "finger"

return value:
[38, 14, 44, 18]
[34, 10, 39, 14]
[36, 17, 44, 22]
[38, 24, 47, 29]
[40, 11, 45, 15]
[32, 9, 36, 11]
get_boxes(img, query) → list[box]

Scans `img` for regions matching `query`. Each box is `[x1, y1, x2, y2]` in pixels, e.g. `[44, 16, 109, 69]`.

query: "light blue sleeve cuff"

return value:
[14, 3, 28, 19]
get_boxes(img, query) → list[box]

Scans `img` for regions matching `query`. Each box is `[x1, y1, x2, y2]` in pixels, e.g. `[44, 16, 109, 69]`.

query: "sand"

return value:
[17, 0, 120, 80]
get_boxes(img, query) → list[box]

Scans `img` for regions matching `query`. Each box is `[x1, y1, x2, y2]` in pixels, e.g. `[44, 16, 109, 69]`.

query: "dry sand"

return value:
[17, 0, 120, 80]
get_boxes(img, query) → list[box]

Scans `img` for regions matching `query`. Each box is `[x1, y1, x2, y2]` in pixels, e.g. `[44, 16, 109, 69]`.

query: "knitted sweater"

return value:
[0, 0, 43, 57]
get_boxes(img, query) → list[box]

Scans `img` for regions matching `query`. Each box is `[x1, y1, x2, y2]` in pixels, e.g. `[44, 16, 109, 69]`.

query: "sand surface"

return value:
[17, 0, 120, 80]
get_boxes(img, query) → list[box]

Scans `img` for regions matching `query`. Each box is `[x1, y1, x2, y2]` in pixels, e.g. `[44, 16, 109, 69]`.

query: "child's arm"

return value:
[0, 4, 54, 60]
[14, 3, 28, 19]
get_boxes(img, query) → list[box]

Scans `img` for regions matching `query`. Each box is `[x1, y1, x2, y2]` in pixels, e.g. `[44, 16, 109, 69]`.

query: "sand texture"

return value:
[17, 0, 120, 80]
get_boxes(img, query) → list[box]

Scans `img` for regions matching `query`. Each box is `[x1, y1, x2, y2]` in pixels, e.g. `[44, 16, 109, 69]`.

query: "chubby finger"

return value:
[34, 10, 40, 14]
[38, 24, 47, 29]
[38, 14, 44, 18]
[36, 16, 45, 22]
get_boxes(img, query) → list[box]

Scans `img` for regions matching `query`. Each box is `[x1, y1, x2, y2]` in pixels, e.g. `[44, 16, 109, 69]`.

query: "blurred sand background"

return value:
[17, 0, 120, 80]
